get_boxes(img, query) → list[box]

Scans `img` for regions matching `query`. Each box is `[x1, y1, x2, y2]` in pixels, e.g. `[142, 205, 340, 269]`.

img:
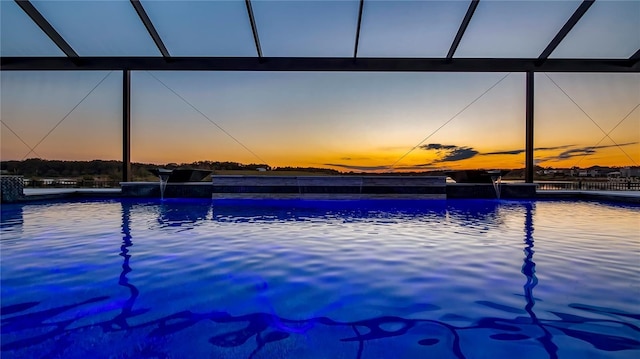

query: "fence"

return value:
[536, 181, 640, 191]
[1, 176, 24, 202]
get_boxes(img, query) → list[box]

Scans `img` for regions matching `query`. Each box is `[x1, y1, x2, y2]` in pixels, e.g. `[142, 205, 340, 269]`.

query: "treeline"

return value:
[270, 166, 340, 174]
[173, 160, 270, 172]
[1, 159, 133, 180]
[0, 159, 339, 180]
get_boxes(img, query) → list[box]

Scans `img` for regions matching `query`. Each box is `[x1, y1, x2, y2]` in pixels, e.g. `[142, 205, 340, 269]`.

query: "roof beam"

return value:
[353, 0, 365, 59]
[245, 0, 263, 58]
[130, 0, 170, 58]
[447, 0, 479, 59]
[14, 0, 78, 58]
[538, 0, 594, 61]
[2, 57, 638, 73]
[630, 49, 640, 67]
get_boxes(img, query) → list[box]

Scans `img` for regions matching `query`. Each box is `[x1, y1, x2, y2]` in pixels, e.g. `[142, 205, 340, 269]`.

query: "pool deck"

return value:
[536, 190, 640, 203]
[12, 187, 640, 203]
[21, 188, 122, 201]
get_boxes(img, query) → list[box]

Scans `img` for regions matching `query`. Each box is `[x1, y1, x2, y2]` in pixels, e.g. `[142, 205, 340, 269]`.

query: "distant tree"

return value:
[44, 169, 59, 177]
[274, 166, 340, 174]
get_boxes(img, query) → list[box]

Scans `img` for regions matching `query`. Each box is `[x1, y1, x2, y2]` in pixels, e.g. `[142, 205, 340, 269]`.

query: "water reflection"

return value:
[4, 296, 638, 357]
[155, 199, 213, 229]
[446, 199, 504, 223]
[2, 200, 639, 358]
[522, 202, 537, 316]
[147, 199, 510, 231]
[211, 199, 449, 223]
[446, 200, 506, 233]
[107, 201, 146, 330]
[521, 202, 558, 358]
[0, 204, 23, 235]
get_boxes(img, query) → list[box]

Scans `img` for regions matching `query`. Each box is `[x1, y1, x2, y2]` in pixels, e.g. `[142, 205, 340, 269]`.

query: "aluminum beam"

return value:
[353, 0, 365, 59]
[245, 0, 263, 58]
[447, 0, 479, 59]
[2, 57, 638, 72]
[123, 70, 131, 182]
[14, 0, 78, 58]
[630, 49, 640, 68]
[130, 0, 170, 58]
[525, 71, 534, 184]
[538, 0, 594, 61]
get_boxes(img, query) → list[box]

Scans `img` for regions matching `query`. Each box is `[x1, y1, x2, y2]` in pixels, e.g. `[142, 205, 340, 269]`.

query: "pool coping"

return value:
[20, 188, 122, 202]
[11, 186, 640, 204]
[536, 190, 640, 203]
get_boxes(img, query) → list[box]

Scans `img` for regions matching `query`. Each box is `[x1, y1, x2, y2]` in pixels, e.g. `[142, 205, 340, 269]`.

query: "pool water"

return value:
[1, 198, 639, 358]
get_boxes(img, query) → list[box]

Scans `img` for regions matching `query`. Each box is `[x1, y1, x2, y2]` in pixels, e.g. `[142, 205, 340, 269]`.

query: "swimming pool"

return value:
[1, 198, 638, 358]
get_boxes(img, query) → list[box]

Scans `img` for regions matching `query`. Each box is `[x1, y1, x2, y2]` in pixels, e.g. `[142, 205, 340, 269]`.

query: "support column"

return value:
[525, 71, 534, 183]
[123, 70, 131, 183]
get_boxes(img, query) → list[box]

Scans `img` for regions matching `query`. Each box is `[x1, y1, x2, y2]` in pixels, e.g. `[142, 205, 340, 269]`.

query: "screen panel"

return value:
[0, 0, 65, 56]
[551, 0, 640, 59]
[251, 0, 360, 57]
[140, 0, 257, 56]
[455, 0, 582, 58]
[31, 0, 160, 56]
[358, 0, 469, 58]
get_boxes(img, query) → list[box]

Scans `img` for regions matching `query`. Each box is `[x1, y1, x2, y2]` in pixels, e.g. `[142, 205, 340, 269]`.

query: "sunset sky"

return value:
[1, 0, 639, 171]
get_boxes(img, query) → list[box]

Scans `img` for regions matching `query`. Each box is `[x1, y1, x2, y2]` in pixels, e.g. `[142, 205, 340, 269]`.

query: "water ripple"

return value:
[1, 198, 638, 358]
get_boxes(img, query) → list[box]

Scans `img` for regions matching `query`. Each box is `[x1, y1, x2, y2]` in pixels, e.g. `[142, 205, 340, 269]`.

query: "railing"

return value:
[24, 180, 121, 188]
[536, 181, 640, 191]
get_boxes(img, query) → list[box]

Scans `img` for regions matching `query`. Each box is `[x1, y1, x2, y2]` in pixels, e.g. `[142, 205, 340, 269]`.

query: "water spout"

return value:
[491, 175, 502, 199]
[155, 169, 173, 201]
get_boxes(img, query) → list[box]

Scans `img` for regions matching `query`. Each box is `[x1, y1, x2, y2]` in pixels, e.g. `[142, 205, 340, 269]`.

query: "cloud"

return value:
[420, 144, 458, 151]
[332, 141, 638, 171]
[325, 162, 442, 172]
[325, 143, 474, 171]
[324, 163, 391, 172]
[483, 145, 575, 156]
[340, 156, 371, 161]
[481, 142, 637, 162]
[420, 143, 479, 165]
[536, 145, 576, 151]
[483, 149, 526, 155]
[557, 148, 596, 159]
[420, 143, 479, 163]
[393, 164, 440, 171]
[436, 147, 479, 162]
[539, 142, 638, 162]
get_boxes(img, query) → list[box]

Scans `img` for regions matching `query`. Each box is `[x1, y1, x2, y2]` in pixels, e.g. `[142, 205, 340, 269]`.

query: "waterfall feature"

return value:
[155, 169, 173, 201]
[491, 173, 502, 199]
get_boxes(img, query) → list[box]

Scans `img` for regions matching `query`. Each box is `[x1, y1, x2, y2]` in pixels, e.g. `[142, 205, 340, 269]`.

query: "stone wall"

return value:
[1, 176, 24, 203]
[447, 183, 537, 199]
[120, 178, 538, 200]
[212, 176, 447, 199]
[121, 182, 212, 198]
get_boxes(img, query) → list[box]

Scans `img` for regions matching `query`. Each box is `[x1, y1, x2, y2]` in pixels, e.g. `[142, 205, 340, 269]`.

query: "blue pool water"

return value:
[1, 198, 639, 358]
